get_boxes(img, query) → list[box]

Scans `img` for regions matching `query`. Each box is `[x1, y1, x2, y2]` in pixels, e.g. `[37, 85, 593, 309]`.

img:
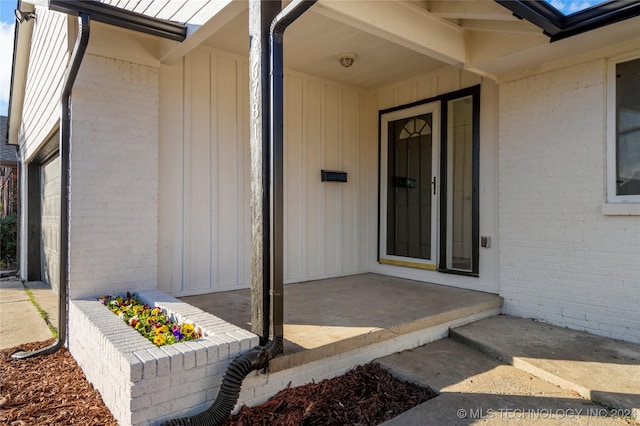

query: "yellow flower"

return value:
[151, 307, 161, 316]
[154, 333, 167, 345]
[182, 323, 195, 335]
[158, 325, 169, 334]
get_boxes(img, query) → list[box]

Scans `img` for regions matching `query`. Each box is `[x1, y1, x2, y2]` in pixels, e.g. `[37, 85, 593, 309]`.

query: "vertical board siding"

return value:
[215, 55, 238, 286]
[324, 86, 341, 275]
[187, 50, 212, 291]
[21, 8, 68, 161]
[341, 91, 359, 274]
[285, 75, 305, 280]
[304, 81, 325, 279]
[159, 47, 368, 295]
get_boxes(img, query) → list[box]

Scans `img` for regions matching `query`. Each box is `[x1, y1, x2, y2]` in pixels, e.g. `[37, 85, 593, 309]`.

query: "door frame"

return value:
[379, 102, 440, 270]
[378, 85, 481, 276]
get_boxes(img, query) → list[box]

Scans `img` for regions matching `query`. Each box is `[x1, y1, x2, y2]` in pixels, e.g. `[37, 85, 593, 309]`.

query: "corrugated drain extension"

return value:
[161, 338, 282, 426]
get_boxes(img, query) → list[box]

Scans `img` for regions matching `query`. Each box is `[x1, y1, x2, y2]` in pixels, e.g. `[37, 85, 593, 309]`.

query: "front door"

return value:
[380, 102, 439, 269]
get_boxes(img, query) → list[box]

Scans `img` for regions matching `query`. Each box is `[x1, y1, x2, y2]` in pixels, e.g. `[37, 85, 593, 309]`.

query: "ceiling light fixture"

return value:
[338, 52, 357, 68]
[15, 9, 37, 23]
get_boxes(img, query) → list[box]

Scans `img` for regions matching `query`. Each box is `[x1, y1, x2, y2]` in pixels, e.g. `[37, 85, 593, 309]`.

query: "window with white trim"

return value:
[608, 55, 640, 202]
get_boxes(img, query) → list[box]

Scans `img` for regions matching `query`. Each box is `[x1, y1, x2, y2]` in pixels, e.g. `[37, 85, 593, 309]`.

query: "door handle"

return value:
[432, 176, 436, 195]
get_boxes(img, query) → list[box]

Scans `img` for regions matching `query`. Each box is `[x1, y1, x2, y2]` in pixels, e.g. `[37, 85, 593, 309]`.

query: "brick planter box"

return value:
[68, 289, 259, 426]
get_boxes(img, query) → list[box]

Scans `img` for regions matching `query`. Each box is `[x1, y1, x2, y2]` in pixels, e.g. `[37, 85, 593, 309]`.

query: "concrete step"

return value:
[450, 315, 640, 420]
[377, 338, 631, 425]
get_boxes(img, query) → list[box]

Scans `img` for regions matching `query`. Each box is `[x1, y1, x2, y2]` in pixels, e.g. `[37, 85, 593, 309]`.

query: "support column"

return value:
[249, 0, 281, 343]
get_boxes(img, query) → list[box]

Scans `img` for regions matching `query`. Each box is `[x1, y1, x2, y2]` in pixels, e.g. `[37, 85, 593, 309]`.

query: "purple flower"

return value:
[172, 325, 185, 340]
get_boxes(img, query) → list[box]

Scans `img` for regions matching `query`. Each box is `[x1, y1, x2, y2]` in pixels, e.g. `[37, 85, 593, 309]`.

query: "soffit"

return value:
[202, 0, 543, 86]
[203, 8, 448, 89]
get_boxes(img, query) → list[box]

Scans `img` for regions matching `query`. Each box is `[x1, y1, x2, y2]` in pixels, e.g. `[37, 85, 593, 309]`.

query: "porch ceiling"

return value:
[204, 8, 447, 89]
[199, 0, 640, 86]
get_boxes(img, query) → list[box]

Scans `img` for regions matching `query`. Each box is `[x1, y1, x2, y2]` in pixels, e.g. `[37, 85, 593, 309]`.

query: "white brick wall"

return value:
[68, 54, 159, 299]
[69, 289, 499, 425]
[498, 59, 640, 343]
[68, 290, 259, 426]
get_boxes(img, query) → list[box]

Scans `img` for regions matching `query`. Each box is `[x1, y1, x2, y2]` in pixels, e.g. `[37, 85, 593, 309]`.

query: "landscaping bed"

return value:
[1, 340, 435, 425]
[0, 340, 117, 425]
[223, 363, 436, 425]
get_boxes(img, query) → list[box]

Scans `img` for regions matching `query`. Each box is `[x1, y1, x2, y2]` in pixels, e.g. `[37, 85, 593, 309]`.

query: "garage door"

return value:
[41, 156, 60, 292]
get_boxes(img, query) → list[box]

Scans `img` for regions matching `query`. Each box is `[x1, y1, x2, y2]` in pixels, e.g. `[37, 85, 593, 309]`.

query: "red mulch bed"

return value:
[223, 363, 436, 425]
[1, 340, 435, 425]
[0, 340, 117, 426]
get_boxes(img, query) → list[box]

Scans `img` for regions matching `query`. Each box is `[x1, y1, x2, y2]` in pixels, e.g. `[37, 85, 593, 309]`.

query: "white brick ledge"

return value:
[68, 290, 259, 426]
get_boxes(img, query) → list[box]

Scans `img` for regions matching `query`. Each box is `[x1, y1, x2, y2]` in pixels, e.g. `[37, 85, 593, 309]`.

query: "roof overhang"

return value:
[7, 0, 188, 146]
[49, 0, 187, 41]
[496, 0, 640, 42]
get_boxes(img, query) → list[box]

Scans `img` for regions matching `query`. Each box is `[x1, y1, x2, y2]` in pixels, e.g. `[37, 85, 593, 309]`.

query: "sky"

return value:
[548, 0, 608, 14]
[1, 0, 16, 117]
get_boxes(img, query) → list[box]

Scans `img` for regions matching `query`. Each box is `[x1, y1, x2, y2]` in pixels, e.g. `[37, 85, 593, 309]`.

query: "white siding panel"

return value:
[159, 47, 369, 296]
[360, 93, 379, 272]
[341, 90, 359, 274]
[187, 50, 212, 291]
[304, 81, 325, 279]
[285, 75, 305, 280]
[324, 86, 341, 276]
[215, 55, 239, 287]
[21, 8, 68, 161]
[160, 48, 252, 295]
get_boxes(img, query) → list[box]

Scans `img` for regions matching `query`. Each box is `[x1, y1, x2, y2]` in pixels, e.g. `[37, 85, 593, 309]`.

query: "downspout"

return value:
[269, 0, 318, 345]
[12, 13, 90, 360]
[161, 1, 316, 425]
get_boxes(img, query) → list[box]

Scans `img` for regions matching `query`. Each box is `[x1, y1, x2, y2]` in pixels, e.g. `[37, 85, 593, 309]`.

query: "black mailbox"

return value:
[321, 170, 348, 182]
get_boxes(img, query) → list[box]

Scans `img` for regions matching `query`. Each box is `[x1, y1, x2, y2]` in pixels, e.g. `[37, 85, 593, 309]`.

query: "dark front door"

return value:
[380, 102, 439, 269]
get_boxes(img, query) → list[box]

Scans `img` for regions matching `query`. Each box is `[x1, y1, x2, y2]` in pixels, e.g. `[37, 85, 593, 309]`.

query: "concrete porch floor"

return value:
[180, 273, 502, 371]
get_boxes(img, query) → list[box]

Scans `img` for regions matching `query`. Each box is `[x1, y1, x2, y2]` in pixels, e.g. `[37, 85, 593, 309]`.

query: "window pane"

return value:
[447, 96, 473, 272]
[616, 58, 640, 196]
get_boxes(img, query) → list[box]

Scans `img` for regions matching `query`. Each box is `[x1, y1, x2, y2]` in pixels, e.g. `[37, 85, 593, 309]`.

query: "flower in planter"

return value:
[172, 325, 185, 341]
[98, 293, 202, 346]
[154, 333, 167, 346]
